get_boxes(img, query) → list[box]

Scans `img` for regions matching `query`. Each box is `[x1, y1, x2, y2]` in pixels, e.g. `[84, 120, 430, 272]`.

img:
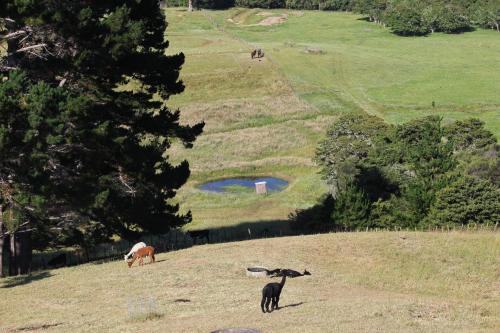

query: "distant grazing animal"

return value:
[124, 242, 146, 261]
[251, 48, 264, 59]
[187, 229, 210, 244]
[127, 246, 155, 268]
[280, 269, 311, 278]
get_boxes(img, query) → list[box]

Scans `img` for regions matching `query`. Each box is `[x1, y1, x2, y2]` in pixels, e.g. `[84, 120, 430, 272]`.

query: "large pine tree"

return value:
[0, 0, 203, 275]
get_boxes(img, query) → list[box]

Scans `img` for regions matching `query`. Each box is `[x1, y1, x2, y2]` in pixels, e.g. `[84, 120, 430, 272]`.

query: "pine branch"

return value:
[0, 30, 27, 40]
[15, 43, 47, 54]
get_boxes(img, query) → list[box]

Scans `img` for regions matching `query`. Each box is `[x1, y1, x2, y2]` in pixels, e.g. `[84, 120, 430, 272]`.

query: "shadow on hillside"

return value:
[357, 16, 372, 22]
[25, 219, 295, 273]
[0, 271, 53, 288]
[200, 219, 293, 244]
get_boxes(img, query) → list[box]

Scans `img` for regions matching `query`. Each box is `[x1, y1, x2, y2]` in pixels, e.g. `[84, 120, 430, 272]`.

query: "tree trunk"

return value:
[0, 206, 4, 278]
[188, 0, 193, 12]
[9, 229, 32, 276]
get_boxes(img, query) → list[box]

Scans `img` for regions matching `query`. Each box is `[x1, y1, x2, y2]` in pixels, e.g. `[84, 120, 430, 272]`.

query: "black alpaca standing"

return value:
[261, 274, 286, 313]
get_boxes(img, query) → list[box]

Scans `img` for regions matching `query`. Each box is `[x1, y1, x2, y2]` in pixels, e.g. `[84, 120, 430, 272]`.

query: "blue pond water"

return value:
[200, 177, 288, 193]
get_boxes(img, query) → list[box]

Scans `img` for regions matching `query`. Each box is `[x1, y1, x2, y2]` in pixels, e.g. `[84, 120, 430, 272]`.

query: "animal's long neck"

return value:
[279, 275, 286, 288]
[128, 256, 136, 267]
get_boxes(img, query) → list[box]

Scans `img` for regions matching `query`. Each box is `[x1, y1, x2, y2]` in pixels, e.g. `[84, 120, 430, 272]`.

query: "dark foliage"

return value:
[194, 0, 236, 9]
[292, 115, 499, 231]
[0, 1, 204, 251]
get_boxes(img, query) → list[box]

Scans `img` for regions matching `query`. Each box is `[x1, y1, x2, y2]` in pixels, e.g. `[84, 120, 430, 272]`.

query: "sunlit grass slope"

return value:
[164, 8, 500, 230]
[1, 232, 498, 332]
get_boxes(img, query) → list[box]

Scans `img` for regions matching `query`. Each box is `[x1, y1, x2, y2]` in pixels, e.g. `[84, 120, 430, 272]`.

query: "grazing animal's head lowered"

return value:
[127, 246, 155, 268]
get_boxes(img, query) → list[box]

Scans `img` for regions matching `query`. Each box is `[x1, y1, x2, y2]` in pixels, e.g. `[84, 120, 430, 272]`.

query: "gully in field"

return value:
[124, 241, 146, 261]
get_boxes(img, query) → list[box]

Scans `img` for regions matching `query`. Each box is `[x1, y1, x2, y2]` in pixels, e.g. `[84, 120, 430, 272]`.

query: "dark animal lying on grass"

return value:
[265, 268, 281, 276]
[280, 269, 311, 278]
[267, 268, 311, 278]
[261, 273, 286, 313]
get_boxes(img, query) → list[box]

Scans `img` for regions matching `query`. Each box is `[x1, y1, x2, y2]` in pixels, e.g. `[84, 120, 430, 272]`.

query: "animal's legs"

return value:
[265, 297, 272, 312]
[261, 296, 267, 313]
[275, 295, 280, 309]
[271, 297, 277, 310]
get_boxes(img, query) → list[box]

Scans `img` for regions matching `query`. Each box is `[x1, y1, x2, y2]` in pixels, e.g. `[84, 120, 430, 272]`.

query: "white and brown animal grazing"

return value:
[124, 242, 146, 261]
[127, 246, 155, 268]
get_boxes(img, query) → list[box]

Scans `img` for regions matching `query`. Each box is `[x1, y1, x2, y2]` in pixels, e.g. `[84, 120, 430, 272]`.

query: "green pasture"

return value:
[164, 8, 500, 230]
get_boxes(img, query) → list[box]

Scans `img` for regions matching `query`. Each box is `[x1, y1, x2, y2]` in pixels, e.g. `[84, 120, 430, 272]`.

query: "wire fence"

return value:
[27, 221, 499, 273]
[29, 226, 291, 272]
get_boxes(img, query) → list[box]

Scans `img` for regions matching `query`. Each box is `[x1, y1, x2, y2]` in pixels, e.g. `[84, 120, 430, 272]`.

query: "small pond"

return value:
[199, 177, 288, 193]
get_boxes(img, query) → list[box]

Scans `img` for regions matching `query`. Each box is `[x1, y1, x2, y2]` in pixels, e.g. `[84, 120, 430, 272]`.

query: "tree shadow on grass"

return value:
[357, 16, 372, 22]
[0, 271, 53, 289]
[202, 219, 292, 244]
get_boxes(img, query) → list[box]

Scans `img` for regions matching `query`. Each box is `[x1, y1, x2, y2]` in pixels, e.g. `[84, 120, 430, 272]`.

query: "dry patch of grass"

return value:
[175, 95, 318, 134]
[257, 14, 288, 26]
[1, 232, 498, 333]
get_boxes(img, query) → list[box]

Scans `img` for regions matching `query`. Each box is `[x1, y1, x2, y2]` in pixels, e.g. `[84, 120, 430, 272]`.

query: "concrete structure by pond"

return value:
[199, 177, 288, 193]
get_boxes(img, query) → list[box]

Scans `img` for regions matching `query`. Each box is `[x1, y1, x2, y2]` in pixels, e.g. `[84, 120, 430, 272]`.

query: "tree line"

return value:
[169, 0, 500, 35]
[356, 0, 499, 35]
[0, 0, 203, 276]
[290, 114, 499, 232]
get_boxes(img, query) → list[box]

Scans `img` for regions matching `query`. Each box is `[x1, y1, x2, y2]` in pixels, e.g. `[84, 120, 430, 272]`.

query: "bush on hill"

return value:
[291, 115, 499, 232]
[195, 0, 235, 9]
[234, 0, 285, 9]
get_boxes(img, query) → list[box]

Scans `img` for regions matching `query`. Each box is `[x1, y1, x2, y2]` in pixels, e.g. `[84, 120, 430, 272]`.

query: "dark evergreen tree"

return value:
[444, 118, 497, 152]
[315, 112, 389, 197]
[0, 0, 203, 274]
[389, 117, 456, 224]
[330, 184, 370, 230]
[385, 0, 430, 36]
[425, 176, 500, 226]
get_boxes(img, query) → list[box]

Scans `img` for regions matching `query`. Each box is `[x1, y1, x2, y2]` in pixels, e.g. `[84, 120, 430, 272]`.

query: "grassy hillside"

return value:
[1, 232, 498, 332]
[163, 8, 500, 230]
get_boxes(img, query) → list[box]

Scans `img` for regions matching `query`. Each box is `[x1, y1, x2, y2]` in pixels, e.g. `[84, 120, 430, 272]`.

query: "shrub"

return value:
[235, 0, 286, 8]
[330, 185, 371, 230]
[435, 4, 472, 33]
[425, 176, 500, 226]
[385, 0, 430, 36]
[194, 0, 235, 9]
